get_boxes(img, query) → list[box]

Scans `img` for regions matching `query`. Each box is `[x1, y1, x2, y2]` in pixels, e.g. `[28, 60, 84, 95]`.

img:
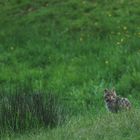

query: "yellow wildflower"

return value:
[80, 37, 83, 41]
[108, 13, 112, 17]
[11, 47, 14, 50]
[123, 26, 127, 30]
[83, 1, 86, 4]
[117, 32, 121, 35]
[94, 22, 98, 26]
[117, 42, 120, 45]
[105, 61, 109, 64]
[121, 38, 124, 42]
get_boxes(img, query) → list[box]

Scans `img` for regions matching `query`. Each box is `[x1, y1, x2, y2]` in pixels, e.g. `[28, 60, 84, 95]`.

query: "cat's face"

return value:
[104, 89, 116, 102]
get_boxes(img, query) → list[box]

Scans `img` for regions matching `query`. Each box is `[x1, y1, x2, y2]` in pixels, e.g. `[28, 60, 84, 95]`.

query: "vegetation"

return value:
[3, 110, 140, 140]
[0, 0, 140, 139]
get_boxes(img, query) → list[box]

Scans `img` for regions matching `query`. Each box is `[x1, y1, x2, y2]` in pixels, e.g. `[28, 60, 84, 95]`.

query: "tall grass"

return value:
[4, 109, 140, 140]
[0, 81, 66, 134]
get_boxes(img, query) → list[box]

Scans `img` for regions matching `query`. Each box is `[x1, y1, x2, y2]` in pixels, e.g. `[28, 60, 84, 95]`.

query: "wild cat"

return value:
[104, 89, 131, 113]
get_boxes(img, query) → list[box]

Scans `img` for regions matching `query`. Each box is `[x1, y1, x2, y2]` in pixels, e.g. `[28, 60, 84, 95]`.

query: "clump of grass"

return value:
[0, 84, 65, 134]
[4, 109, 140, 140]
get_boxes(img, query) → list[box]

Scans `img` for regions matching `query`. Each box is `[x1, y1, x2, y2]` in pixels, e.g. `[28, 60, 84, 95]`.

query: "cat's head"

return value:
[104, 88, 117, 102]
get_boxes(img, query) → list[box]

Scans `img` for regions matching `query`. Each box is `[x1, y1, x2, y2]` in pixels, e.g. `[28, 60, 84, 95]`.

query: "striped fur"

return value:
[104, 89, 131, 113]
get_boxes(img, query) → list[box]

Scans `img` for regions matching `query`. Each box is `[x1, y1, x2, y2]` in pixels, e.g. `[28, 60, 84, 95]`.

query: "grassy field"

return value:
[3, 110, 140, 140]
[0, 0, 140, 139]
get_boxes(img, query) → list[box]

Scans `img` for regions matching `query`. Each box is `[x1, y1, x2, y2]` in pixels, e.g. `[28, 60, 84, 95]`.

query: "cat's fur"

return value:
[104, 89, 131, 113]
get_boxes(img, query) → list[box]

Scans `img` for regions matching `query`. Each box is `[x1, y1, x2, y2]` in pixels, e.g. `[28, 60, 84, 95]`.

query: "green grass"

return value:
[3, 109, 140, 140]
[0, 0, 140, 139]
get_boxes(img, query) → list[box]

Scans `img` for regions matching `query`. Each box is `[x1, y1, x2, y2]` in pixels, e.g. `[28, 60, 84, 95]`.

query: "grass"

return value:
[3, 109, 140, 140]
[0, 0, 140, 139]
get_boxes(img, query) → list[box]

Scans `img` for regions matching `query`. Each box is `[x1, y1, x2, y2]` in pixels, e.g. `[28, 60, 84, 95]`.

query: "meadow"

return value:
[0, 0, 140, 139]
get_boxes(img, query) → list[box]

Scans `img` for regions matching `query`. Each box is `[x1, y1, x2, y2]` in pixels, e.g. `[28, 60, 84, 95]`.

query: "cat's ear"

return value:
[104, 88, 108, 94]
[112, 88, 116, 96]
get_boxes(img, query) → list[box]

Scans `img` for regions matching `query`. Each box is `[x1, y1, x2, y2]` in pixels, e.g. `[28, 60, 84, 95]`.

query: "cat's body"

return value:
[104, 89, 131, 113]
